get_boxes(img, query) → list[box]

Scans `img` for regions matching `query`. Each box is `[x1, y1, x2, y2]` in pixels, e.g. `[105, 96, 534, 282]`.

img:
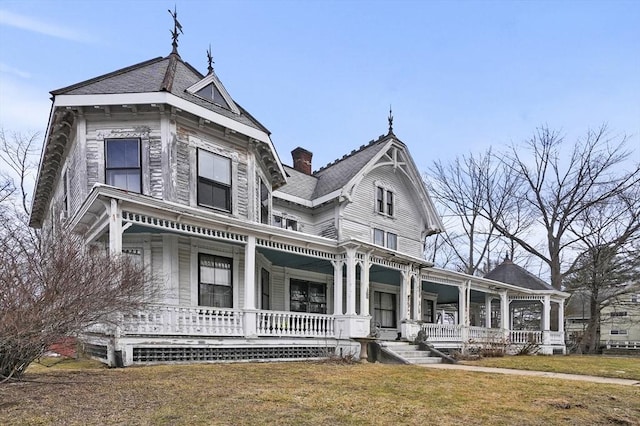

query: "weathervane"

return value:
[168, 6, 183, 54]
[388, 105, 394, 134]
[207, 44, 214, 74]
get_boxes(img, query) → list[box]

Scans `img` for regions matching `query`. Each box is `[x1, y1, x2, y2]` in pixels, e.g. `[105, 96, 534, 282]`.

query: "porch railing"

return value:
[121, 305, 244, 336]
[257, 310, 335, 337]
[509, 330, 542, 345]
[420, 323, 462, 341]
[468, 326, 505, 342]
[605, 340, 640, 350]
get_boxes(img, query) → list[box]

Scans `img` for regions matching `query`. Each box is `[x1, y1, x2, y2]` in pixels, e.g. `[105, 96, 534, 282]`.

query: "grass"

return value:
[0, 358, 638, 425]
[463, 355, 640, 381]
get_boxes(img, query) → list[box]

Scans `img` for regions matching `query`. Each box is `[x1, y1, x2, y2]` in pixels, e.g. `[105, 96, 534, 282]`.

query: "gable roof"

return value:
[312, 135, 390, 198]
[484, 258, 555, 291]
[275, 132, 445, 234]
[51, 53, 269, 133]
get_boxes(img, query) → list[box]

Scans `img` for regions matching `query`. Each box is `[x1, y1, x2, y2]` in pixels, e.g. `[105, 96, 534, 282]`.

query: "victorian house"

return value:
[29, 28, 568, 366]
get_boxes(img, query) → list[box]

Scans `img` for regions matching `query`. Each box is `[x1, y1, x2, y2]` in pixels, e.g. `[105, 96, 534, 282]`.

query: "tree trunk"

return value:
[581, 296, 601, 354]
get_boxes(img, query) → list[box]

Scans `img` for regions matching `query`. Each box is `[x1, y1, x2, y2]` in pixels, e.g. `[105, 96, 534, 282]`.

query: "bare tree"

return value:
[484, 125, 640, 290]
[0, 129, 155, 382]
[563, 186, 640, 353]
[426, 150, 530, 275]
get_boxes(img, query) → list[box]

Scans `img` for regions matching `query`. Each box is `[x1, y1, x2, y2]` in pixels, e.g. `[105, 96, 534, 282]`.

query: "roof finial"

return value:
[168, 5, 183, 55]
[388, 105, 394, 135]
[207, 44, 214, 74]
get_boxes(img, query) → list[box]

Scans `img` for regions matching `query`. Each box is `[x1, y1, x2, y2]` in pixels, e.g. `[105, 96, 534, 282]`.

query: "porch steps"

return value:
[380, 342, 442, 365]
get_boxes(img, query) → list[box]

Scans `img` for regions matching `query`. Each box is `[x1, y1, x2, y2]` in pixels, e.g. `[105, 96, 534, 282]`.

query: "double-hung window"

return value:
[198, 254, 232, 308]
[376, 186, 394, 216]
[105, 138, 141, 193]
[261, 268, 270, 310]
[387, 232, 397, 250]
[198, 149, 231, 212]
[374, 228, 385, 246]
[374, 291, 396, 328]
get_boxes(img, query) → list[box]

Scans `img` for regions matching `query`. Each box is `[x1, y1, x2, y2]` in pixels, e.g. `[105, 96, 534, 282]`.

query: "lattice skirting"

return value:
[132, 346, 335, 363]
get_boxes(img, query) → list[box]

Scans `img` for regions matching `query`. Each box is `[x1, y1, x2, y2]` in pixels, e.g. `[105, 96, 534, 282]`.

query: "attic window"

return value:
[195, 83, 230, 109]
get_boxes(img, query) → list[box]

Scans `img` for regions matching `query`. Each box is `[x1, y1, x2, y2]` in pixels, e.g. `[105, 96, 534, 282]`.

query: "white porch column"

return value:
[244, 236, 256, 310]
[243, 235, 257, 337]
[458, 285, 467, 326]
[542, 294, 551, 346]
[332, 260, 343, 315]
[108, 198, 122, 254]
[485, 295, 493, 328]
[400, 270, 411, 321]
[558, 299, 565, 334]
[359, 254, 370, 317]
[345, 248, 357, 315]
[411, 274, 421, 321]
[500, 291, 510, 331]
[542, 295, 551, 331]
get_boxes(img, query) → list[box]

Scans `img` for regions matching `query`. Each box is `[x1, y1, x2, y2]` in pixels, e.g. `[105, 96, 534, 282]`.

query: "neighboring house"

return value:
[565, 288, 640, 351]
[29, 34, 569, 366]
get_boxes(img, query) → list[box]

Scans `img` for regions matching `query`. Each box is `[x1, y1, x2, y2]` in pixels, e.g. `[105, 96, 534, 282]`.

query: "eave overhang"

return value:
[29, 107, 76, 228]
[29, 91, 287, 227]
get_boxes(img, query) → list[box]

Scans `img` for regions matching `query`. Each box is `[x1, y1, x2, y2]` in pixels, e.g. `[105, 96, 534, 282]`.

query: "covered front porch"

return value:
[75, 187, 567, 365]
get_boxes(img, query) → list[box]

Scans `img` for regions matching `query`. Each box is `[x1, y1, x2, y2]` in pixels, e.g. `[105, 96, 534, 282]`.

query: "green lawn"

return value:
[463, 355, 640, 381]
[0, 358, 638, 425]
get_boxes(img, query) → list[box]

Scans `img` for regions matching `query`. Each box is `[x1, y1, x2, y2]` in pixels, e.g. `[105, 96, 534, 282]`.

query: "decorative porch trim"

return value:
[122, 211, 247, 243]
[256, 238, 338, 260]
[370, 254, 406, 271]
[509, 295, 545, 302]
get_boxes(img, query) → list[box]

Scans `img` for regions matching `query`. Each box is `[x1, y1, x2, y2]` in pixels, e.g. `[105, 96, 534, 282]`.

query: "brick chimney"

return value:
[291, 147, 313, 175]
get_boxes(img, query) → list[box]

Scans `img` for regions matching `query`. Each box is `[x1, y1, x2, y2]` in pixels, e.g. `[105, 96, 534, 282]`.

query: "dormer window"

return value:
[186, 74, 241, 115]
[195, 83, 230, 109]
[105, 138, 141, 193]
[376, 185, 394, 217]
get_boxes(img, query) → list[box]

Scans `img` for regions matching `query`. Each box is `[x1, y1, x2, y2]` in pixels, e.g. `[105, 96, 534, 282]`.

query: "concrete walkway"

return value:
[419, 363, 640, 386]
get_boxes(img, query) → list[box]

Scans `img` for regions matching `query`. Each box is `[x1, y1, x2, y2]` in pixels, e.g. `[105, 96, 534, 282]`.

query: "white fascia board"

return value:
[272, 189, 341, 208]
[53, 93, 270, 143]
[83, 185, 339, 249]
[54, 92, 288, 182]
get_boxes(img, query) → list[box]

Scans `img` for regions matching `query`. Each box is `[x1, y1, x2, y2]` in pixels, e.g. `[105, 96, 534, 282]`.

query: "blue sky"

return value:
[0, 0, 638, 173]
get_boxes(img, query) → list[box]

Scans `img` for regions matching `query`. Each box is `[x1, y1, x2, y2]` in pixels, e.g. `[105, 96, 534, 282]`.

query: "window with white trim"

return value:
[290, 279, 326, 314]
[376, 186, 394, 216]
[610, 329, 628, 335]
[260, 179, 269, 225]
[197, 149, 231, 212]
[374, 291, 396, 328]
[198, 254, 232, 308]
[373, 228, 397, 250]
[261, 268, 270, 310]
[105, 138, 141, 193]
[273, 214, 298, 231]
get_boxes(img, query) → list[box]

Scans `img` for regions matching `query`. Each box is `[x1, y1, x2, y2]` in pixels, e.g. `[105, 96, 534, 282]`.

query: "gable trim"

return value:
[186, 73, 241, 115]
